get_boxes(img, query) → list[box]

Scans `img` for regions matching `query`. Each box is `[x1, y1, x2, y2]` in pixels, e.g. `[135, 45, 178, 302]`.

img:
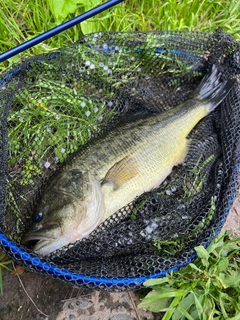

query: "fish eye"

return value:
[32, 212, 43, 223]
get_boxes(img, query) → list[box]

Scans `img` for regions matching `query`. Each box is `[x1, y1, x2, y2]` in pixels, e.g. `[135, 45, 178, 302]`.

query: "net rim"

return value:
[0, 46, 238, 289]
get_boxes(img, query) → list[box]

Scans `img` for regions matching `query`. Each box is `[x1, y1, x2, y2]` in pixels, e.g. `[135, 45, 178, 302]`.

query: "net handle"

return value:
[0, 0, 124, 63]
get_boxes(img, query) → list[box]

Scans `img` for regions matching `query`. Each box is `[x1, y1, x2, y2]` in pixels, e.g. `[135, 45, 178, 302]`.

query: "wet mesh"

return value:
[0, 30, 240, 291]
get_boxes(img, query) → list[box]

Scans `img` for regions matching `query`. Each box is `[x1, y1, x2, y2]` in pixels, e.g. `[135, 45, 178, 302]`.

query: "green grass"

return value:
[139, 233, 240, 320]
[0, 0, 240, 71]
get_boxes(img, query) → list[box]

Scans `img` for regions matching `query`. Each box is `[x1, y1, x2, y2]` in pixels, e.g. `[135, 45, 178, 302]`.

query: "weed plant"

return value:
[139, 233, 240, 320]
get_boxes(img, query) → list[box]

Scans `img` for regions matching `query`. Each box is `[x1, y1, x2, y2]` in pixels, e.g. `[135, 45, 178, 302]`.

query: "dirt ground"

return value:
[0, 194, 239, 320]
[0, 270, 157, 320]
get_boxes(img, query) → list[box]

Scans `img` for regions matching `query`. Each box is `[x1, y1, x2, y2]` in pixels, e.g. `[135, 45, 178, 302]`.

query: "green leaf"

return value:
[188, 263, 202, 272]
[221, 243, 240, 257]
[216, 257, 229, 273]
[47, 0, 84, 23]
[174, 305, 195, 320]
[206, 233, 225, 254]
[220, 269, 240, 287]
[203, 298, 215, 319]
[138, 294, 173, 313]
[141, 288, 185, 302]
[195, 246, 210, 260]
[139, 287, 185, 312]
[192, 291, 204, 317]
[172, 292, 196, 320]
[80, 0, 101, 35]
[143, 277, 171, 287]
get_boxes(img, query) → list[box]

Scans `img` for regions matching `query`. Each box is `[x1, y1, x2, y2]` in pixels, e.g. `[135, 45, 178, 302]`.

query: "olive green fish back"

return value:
[0, 30, 240, 291]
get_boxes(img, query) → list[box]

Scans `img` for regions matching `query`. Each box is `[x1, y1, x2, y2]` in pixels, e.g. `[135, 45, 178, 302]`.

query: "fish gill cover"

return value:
[0, 30, 240, 291]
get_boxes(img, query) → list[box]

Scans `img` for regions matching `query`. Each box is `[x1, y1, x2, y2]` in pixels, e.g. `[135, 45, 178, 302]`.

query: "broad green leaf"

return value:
[188, 263, 202, 272]
[192, 291, 204, 317]
[143, 277, 170, 287]
[138, 295, 173, 313]
[207, 233, 225, 254]
[47, 0, 85, 23]
[219, 293, 229, 319]
[221, 243, 240, 257]
[220, 269, 240, 287]
[80, 0, 102, 34]
[162, 295, 184, 320]
[195, 246, 209, 260]
[172, 293, 196, 320]
[179, 292, 195, 311]
[139, 287, 186, 312]
[216, 257, 229, 272]
[141, 288, 186, 302]
[174, 305, 195, 320]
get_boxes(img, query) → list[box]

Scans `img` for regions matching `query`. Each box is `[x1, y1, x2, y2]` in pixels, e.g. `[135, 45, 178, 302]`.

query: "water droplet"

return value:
[85, 60, 91, 66]
[182, 215, 189, 220]
[90, 64, 95, 69]
[103, 43, 109, 50]
[165, 190, 172, 195]
[44, 161, 51, 169]
[60, 148, 66, 153]
[54, 114, 61, 120]
[177, 204, 186, 210]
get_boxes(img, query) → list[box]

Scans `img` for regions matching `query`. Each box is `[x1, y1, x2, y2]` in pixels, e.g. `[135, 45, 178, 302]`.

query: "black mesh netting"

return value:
[0, 30, 240, 291]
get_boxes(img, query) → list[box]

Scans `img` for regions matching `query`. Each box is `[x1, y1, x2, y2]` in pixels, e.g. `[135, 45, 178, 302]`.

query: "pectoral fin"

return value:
[102, 155, 138, 190]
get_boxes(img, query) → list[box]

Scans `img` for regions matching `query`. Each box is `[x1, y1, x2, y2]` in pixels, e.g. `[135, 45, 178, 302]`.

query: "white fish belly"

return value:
[101, 131, 189, 220]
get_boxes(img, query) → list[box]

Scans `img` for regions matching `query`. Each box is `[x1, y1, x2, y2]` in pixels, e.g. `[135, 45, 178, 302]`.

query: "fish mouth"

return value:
[22, 223, 60, 252]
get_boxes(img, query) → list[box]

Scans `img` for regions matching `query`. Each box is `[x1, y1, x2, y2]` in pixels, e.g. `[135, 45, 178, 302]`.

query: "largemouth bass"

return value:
[23, 64, 233, 255]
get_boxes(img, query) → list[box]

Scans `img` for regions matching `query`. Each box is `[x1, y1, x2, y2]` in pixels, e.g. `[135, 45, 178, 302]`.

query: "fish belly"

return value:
[101, 124, 189, 220]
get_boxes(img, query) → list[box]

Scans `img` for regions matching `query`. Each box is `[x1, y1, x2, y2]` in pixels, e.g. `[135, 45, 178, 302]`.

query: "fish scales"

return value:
[80, 100, 208, 220]
[22, 64, 234, 255]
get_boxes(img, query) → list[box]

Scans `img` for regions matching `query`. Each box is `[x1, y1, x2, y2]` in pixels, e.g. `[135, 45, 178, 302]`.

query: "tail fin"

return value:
[196, 64, 234, 112]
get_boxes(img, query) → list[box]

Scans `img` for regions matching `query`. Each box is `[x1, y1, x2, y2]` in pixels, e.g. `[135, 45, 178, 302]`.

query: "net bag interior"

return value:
[0, 30, 240, 291]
